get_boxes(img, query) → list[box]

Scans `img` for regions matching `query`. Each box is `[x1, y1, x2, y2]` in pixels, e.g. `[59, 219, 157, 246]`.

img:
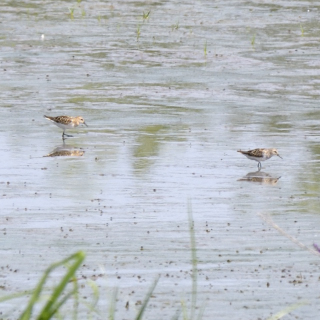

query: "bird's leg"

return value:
[62, 130, 73, 138]
[257, 162, 261, 171]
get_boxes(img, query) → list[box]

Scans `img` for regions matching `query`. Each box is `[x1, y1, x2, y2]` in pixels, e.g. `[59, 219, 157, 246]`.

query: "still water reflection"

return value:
[44, 143, 85, 158]
[238, 170, 281, 185]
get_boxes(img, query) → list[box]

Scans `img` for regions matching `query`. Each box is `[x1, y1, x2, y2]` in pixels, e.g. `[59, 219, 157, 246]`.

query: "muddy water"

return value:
[1, 1, 320, 319]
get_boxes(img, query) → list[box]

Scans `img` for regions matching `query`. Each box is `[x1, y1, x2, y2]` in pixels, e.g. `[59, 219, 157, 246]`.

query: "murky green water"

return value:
[1, 1, 320, 319]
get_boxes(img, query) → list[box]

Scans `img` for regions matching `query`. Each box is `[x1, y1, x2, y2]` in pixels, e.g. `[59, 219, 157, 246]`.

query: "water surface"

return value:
[1, 1, 320, 319]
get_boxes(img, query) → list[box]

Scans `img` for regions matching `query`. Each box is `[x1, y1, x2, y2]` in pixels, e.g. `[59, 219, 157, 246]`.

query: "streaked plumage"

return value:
[237, 148, 282, 169]
[44, 115, 88, 139]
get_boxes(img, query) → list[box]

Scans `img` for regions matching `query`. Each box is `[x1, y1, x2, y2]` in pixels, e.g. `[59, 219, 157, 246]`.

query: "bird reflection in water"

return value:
[44, 143, 85, 157]
[238, 171, 281, 185]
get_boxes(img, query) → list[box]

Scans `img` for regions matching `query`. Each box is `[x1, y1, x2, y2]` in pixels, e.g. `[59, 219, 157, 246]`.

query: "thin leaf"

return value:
[19, 251, 85, 320]
[72, 278, 79, 320]
[38, 251, 85, 318]
[0, 290, 33, 303]
[135, 276, 159, 320]
[43, 290, 75, 320]
[108, 287, 118, 320]
[267, 301, 309, 320]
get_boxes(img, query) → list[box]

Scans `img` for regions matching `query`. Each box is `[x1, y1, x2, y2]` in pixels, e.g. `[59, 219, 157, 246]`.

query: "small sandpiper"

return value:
[237, 148, 282, 169]
[44, 115, 88, 139]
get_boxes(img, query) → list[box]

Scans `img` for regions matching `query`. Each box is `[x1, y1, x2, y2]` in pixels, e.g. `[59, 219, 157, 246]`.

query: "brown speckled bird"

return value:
[44, 115, 88, 139]
[237, 148, 282, 169]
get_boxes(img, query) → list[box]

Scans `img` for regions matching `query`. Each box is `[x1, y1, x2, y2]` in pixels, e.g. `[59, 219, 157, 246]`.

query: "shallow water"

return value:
[1, 1, 320, 319]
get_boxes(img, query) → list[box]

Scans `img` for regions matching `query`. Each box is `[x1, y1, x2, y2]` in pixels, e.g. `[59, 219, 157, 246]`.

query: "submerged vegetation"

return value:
[142, 10, 151, 22]
[300, 23, 304, 36]
[171, 21, 179, 31]
[68, 7, 75, 20]
[251, 33, 256, 48]
[136, 24, 141, 41]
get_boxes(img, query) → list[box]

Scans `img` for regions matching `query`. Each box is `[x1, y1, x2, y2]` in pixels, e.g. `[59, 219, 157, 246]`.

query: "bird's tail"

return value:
[44, 115, 53, 120]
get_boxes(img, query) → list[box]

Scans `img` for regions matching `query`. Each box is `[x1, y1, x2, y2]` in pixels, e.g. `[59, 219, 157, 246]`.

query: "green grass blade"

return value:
[43, 290, 75, 320]
[19, 251, 85, 320]
[0, 290, 33, 303]
[83, 279, 99, 317]
[72, 278, 79, 320]
[20, 266, 55, 320]
[180, 299, 188, 320]
[195, 300, 206, 320]
[135, 276, 159, 320]
[108, 287, 118, 320]
[267, 301, 308, 320]
[37, 251, 85, 319]
[88, 280, 99, 309]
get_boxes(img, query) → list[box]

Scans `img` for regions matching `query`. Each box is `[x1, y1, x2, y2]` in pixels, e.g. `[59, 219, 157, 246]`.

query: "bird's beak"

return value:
[84, 122, 88, 127]
[277, 154, 283, 159]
